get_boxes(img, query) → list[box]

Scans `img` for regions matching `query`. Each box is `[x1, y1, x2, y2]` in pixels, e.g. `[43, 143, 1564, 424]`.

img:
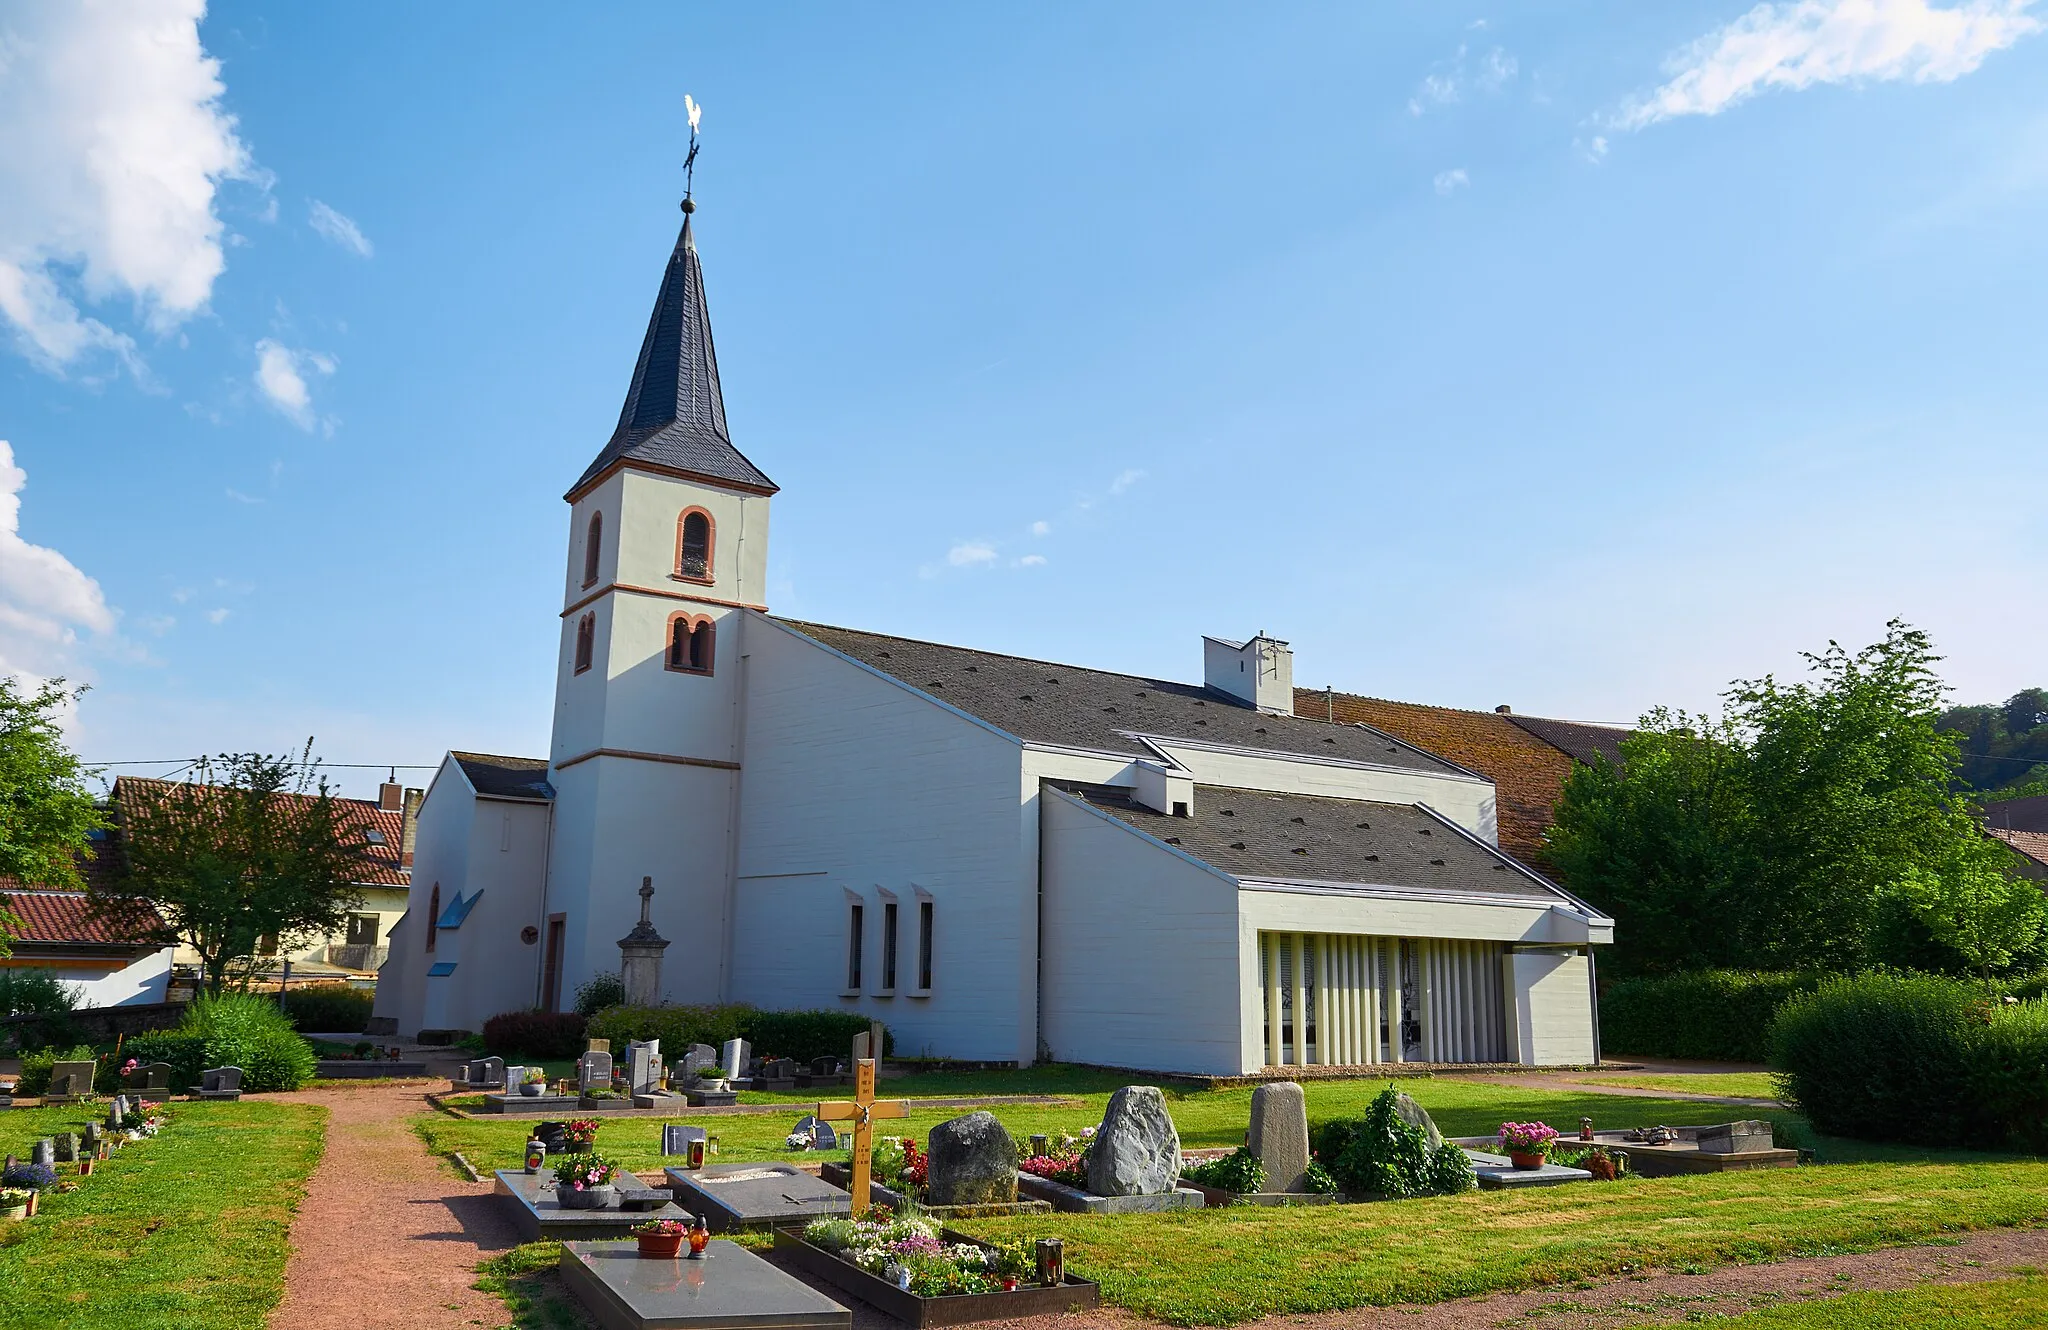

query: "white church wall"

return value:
[1503, 949, 1597, 1065]
[1040, 789, 1244, 1076]
[437, 796, 554, 1032]
[1238, 887, 1596, 945]
[563, 473, 627, 604]
[595, 591, 748, 758]
[550, 595, 613, 763]
[374, 756, 476, 1036]
[1145, 739, 1498, 842]
[616, 471, 769, 606]
[734, 619, 1034, 1064]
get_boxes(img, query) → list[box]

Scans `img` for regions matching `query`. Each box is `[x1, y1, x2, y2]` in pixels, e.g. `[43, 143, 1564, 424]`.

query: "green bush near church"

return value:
[1600, 969, 1830, 1061]
[585, 1004, 886, 1063]
[124, 992, 316, 1093]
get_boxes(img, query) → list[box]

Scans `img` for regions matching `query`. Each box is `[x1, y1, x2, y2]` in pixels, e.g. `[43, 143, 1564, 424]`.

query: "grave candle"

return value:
[1580, 1117, 1595, 1143]
[1036, 1238, 1064, 1288]
[524, 1137, 546, 1173]
[686, 1137, 705, 1170]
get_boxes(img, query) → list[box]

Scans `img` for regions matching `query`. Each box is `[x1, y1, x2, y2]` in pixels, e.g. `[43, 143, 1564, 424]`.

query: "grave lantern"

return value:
[1579, 1117, 1595, 1143]
[524, 1137, 546, 1173]
[1036, 1238, 1064, 1287]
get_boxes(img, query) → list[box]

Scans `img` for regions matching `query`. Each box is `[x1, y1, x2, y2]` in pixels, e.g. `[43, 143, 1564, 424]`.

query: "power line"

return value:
[85, 759, 441, 769]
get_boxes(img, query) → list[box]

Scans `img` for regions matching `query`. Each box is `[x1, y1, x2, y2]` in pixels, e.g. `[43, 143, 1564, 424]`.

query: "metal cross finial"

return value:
[682, 94, 703, 209]
[639, 876, 654, 925]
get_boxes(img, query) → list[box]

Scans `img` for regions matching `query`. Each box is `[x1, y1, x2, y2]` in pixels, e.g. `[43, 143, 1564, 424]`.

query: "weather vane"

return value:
[682, 94, 703, 212]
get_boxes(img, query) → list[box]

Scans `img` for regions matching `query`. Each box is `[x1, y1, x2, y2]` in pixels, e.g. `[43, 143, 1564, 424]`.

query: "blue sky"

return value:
[2, 1, 2045, 798]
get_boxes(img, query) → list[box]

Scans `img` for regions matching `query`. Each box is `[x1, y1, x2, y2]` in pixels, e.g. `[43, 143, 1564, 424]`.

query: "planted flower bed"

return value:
[775, 1208, 1097, 1328]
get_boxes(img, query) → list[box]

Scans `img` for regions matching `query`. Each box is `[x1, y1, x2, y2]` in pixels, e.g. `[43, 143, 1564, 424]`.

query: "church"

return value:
[371, 192, 1613, 1076]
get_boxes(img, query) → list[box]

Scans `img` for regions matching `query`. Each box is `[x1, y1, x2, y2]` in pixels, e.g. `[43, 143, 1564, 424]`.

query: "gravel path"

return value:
[272, 1081, 517, 1330]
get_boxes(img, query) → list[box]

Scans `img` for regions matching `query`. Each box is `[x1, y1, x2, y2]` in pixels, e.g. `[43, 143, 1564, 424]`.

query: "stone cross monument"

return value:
[617, 876, 671, 1006]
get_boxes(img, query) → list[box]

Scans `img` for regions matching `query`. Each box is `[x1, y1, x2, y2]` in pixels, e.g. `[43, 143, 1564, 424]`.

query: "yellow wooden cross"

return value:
[817, 1058, 908, 1217]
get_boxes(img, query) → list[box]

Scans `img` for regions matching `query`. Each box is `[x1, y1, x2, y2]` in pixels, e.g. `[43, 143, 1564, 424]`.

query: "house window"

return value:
[666, 614, 714, 675]
[345, 913, 380, 946]
[916, 899, 934, 992]
[846, 902, 864, 991]
[881, 901, 899, 991]
[583, 511, 602, 587]
[574, 612, 595, 674]
[676, 508, 713, 581]
[426, 884, 440, 953]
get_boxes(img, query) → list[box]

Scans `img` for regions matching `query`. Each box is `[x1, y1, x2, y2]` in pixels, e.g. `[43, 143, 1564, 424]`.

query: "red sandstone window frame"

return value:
[582, 510, 603, 587]
[665, 611, 715, 676]
[574, 612, 596, 674]
[674, 507, 714, 584]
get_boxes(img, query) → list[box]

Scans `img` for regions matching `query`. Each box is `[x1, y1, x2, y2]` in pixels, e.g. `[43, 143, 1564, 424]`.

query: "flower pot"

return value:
[555, 1183, 616, 1210]
[79, 1159, 95, 1176]
[636, 1232, 685, 1259]
[24, 1192, 37, 1216]
[0, 1204, 25, 1221]
[519, 1083, 542, 1097]
[1509, 1151, 1545, 1170]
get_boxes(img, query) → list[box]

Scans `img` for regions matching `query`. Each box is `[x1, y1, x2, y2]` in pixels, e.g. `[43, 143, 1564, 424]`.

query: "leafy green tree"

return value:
[93, 746, 367, 996]
[0, 677, 105, 956]
[1938, 685, 2048, 796]
[1547, 621, 2047, 977]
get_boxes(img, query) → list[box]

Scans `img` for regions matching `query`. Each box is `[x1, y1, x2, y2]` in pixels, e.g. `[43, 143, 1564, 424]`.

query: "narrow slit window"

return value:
[882, 901, 898, 990]
[426, 884, 440, 953]
[846, 903, 864, 990]
[582, 511, 602, 586]
[574, 612, 595, 674]
[677, 509, 712, 580]
[917, 900, 933, 991]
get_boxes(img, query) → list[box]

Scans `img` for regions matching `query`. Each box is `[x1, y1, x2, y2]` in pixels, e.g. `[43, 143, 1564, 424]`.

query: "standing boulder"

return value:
[1393, 1092, 1443, 1150]
[1086, 1086, 1181, 1197]
[926, 1111, 1018, 1206]
[1248, 1081, 1309, 1193]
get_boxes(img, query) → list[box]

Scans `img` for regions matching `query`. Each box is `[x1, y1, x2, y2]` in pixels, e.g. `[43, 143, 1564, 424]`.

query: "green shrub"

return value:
[1311, 1087, 1473, 1199]
[573, 972, 625, 1017]
[14, 1044, 98, 1095]
[124, 1031, 209, 1091]
[0, 971, 83, 1051]
[1767, 972, 1990, 1147]
[482, 1010, 588, 1059]
[169, 992, 317, 1092]
[585, 1005, 886, 1063]
[1601, 969, 1831, 1062]
[1182, 1146, 1265, 1194]
[1970, 999, 2048, 1154]
[278, 984, 374, 1033]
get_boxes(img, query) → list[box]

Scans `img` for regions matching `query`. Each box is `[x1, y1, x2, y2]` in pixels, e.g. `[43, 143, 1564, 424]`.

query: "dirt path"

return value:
[272, 1081, 517, 1330]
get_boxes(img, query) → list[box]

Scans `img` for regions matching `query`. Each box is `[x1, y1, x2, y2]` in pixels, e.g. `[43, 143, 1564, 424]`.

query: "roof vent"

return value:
[1495, 704, 1512, 714]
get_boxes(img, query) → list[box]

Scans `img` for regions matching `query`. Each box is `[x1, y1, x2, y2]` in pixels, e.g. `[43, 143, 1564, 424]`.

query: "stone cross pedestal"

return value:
[617, 876, 671, 1007]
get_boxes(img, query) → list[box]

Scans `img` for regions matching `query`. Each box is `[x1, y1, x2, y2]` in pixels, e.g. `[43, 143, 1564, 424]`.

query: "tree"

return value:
[0, 677, 105, 957]
[95, 746, 367, 996]
[1546, 621, 2048, 977]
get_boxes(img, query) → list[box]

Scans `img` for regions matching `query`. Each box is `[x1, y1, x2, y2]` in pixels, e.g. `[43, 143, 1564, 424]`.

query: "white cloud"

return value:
[307, 200, 372, 258]
[1109, 468, 1147, 497]
[254, 338, 336, 430]
[1408, 43, 1518, 115]
[139, 614, 175, 635]
[1016, 554, 1047, 568]
[1409, 71, 1462, 115]
[1029, 520, 1050, 537]
[946, 542, 999, 568]
[1478, 47, 1520, 91]
[1616, 0, 2041, 130]
[1435, 168, 1472, 195]
[0, 440, 114, 678]
[225, 487, 263, 504]
[204, 607, 230, 625]
[0, 0, 258, 371]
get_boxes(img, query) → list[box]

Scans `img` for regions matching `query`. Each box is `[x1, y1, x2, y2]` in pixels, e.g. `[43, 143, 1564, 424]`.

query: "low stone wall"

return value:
[4, 1001, 189, 1042]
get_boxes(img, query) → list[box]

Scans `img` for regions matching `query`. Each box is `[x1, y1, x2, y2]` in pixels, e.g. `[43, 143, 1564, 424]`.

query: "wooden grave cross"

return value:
[816, 1058, 907, 1217]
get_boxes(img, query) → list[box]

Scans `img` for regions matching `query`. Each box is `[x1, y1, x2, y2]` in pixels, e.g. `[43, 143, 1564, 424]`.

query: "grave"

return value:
[628, 1041, 662, 1096]
[44, 1060, 96, 1103]
[559, 1238, 849, 1330]
[483, 1090, 582, 1114]
[661, 1162, 851, 1232]
[1464, 1149, 1593, 1190]
[453, 1057, 507, 1091]
[752, 1057, 798, 1093]
[926, 1111, 1016, 1206]
[192, 1066, 243, 1101]
[130, 1062, 175, 1100]
[53, 1133, 78, 1163]
[662, 1124, 708, 1157]
[1593, 1121, 1797, 1176]
[784, 1116, 837, 1152]
[719, 1039, 749, 1083]
[680, 1044, 718, 1079]
[493, 1168, 694, 1242]
[1248, 1081, 1310, 1193]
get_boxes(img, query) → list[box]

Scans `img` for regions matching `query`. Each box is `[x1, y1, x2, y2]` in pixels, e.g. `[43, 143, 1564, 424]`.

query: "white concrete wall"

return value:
[732, 619, 1035, 1063]
[1144, 740, 1498, 843]
[1040, 789, 1245, 1075]
[1240, 888, 1597, 945]
[373, 755, 474, 1035]
[1503, 949, 1597, 1066]
[13, 948, 174, 1008]
[430, 796, 555, 1032]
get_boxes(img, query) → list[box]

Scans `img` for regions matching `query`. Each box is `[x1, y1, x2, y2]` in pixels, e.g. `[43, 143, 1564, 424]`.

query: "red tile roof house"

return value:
[0, 833, 175, 1008]
[1983, 795, 2048, 882]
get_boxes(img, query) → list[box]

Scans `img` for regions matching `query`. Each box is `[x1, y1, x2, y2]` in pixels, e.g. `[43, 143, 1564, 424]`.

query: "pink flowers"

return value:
[887, 1233, 943, 1257]
[1498, 1121, 1560, 1152]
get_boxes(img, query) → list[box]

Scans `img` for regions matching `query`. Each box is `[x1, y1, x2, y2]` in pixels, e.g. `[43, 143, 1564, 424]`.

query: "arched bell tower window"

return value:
[574, 612, 596, 674]
[666, 612, 714, 676]
[675, 508, 714, 583]
[582, 511, 602, 587]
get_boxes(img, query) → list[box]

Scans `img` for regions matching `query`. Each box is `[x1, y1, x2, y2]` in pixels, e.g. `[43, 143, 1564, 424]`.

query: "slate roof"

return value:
[568, 212, 777, 499]
[1058, 782, 1562, 901]
[453, 752, 555, 801]
[1, 890, 164, 948]
[112, 778, 409, 888]
[782, 621, 1474, 776]
[1506, 714, 1630, 767]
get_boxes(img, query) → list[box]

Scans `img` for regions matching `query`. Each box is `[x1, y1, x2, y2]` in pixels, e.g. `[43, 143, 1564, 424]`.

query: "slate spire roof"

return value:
[569, 206, 777, 498]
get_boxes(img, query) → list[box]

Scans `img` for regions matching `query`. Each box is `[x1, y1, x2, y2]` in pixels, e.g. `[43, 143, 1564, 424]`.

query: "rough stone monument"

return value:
[617, 877, 671, 1007]
[720, 1038, 750, 1082]
[925, 1111, 1017, 1206]
[1248, 1081, 1310, 1193]
[1086, 1086, 1182, 1197]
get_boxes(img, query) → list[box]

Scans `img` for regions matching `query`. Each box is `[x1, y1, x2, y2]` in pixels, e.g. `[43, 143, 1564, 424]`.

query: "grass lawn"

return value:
[1581, 1072, 1782, 1099]
[1652, 1275, 2048, 1327]
[0, 1100, 326, 1330]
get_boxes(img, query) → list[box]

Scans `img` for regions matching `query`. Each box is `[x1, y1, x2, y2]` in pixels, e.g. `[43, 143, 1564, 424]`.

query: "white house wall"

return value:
[734, 620, 1035, 1064]
[434, 796, 554, 1032]
[30, 948, 174, 1008]
[1039, 790, 1244, 1076]
[1504, 950, 1597, 1065]
[374, 755, 475, 1036]
[1147, 740, 1498, 843]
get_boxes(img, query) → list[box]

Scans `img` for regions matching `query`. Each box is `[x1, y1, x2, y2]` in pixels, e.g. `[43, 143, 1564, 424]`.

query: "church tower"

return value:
[540, 194, 775, 1011]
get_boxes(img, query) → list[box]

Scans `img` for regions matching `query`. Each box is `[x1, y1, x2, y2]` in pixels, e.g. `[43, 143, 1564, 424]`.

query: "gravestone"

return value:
[786, 1115, 838, 1151]
[586, 1039, 610, 1054]
[53, 1133, 78, 1163]
[578, 1049, 613, 1092]
[82, 1122, 102, 1150]
[1393, 1092, 1444, 1150]
[925, 1111, 1017, 1205]
[1696, 1120, 1775, 1153]
[720, 1038, 749, 1081]
[466, 1056, 506, 1088]
[1248, 1081, 1310, 1193]
[107, 1094, 130, 1128]
[195, 1066, 244, 1100]
[627, 1040, 662, 1096]
[617, 877, 671, 1006]
[1086, 1086, 1182, 1197]
[47, 1060, 95, 1099]
[136, 1062, 174, 1096]
[31, 1139, 55, 1168]
[682, 1044, 717, 1078]
[662, 1124, 707, 1156]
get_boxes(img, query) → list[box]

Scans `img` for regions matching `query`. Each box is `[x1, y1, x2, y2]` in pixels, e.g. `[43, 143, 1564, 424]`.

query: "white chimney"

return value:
[1203, 632, 1295, 715]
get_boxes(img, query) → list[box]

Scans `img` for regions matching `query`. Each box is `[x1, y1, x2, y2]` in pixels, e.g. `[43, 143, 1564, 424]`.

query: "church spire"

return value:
[567, 101, 776, 499]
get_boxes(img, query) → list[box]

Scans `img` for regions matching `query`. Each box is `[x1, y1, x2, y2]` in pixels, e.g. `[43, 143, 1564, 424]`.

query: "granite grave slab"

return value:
[494, 1169, 695, 1242]
[662, 1162, 850, 1232]
[560, 1238, 849, 1330]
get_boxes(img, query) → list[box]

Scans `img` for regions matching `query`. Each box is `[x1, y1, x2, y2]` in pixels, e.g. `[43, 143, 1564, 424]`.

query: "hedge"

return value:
[1600, 970, 1830, 1062]
[583, 1005, 887, 1063]
[278, 984, 375, 1033]
[481, 1010, 588, 1060]
[123, 993, 315, 1093]
[1768, 972, 2048, 1150]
